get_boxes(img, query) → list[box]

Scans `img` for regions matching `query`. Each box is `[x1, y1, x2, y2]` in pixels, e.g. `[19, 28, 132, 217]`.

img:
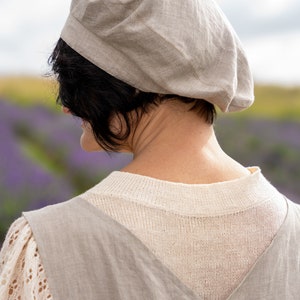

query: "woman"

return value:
[1, 0, 299, 299]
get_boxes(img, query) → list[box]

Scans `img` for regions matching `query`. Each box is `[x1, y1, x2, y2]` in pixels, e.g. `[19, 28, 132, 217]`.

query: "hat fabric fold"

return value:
[61, 0, 254, 112]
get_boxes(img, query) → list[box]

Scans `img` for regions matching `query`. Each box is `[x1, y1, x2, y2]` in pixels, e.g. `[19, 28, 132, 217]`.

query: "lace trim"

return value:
[0, 217, 52, 299]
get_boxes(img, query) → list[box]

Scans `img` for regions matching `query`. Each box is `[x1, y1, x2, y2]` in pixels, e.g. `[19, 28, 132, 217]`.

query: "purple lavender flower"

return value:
[0, 99, 132, 245]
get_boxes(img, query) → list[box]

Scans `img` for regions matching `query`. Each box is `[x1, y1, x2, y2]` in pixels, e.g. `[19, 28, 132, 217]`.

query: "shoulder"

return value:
[0, 216, 32, 261]
[287, 199, 300, 233]
[23, 197, 88, 232]
[0, 217, 52, 299]
[1, 216, 31, 254]
[23, 197, 79, 219]
[23, 196, 104, 223]
[22, 196, 128, 249]
[286, 198, 300, 220]
[279, 198, 300, 246]
[21, 196, 147, 263]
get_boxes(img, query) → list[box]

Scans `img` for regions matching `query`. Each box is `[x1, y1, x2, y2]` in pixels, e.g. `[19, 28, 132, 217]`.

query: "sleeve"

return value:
[0, 217, 53, 300]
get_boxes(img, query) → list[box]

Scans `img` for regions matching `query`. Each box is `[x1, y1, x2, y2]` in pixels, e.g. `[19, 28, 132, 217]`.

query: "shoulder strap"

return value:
[23, 197, 200, 300]
[228, 198, 300, 300]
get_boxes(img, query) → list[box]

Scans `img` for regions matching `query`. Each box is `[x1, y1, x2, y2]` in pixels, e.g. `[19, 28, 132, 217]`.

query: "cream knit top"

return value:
[0, 167, 287, 299]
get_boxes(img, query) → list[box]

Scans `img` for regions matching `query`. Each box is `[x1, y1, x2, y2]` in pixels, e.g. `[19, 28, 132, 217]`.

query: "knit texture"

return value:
[0, 167, 287, 299]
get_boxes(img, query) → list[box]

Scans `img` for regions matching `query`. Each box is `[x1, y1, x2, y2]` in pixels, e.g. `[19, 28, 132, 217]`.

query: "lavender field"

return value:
[216, 117, 300, 202]
[0, 84, 300, 245]
[0, 99, 132, 243]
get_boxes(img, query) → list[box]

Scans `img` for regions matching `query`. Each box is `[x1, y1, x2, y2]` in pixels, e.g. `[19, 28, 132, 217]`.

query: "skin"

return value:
[63, 100, 250, 184]
[62, 106, 101, 152]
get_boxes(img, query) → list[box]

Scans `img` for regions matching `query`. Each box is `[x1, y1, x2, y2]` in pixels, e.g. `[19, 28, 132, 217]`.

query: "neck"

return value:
[122, 101, 249, 184]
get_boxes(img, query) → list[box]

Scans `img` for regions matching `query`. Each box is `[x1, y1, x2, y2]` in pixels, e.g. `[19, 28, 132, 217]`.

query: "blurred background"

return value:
[0, 0, 299, 244]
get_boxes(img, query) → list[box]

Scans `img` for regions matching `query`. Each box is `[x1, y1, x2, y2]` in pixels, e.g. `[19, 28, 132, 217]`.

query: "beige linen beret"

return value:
[61, 0, 254, 112]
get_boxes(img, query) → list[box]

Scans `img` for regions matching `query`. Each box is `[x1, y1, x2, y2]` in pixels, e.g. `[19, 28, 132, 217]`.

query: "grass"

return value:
[18, 133, 65, 174]
[0, 76, 58, 110]
[228, 85, 300, 121]
[1, 76, 300, 120]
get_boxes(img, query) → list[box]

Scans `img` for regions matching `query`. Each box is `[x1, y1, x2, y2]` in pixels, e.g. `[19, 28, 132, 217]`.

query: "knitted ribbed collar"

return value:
[85, 167, 282, 217]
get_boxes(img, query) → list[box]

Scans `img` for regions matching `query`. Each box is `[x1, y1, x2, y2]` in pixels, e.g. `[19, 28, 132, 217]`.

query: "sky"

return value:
[0, 0, 300, 85]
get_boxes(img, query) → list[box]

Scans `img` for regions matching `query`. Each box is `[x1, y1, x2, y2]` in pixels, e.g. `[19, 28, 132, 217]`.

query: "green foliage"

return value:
[0, 78, 300, 245]
[1, 77, 300, 120]
[229, 85, 300, 121]
[18, 130, 66, 175]
[0, 76, 59, 110]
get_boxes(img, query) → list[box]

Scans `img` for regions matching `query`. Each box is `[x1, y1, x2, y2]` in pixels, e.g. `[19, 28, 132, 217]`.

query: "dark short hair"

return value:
[48, 38, 216, 152]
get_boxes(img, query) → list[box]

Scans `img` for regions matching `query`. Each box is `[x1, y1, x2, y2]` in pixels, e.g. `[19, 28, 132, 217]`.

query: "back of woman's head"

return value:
[49, 38, 216, 152]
